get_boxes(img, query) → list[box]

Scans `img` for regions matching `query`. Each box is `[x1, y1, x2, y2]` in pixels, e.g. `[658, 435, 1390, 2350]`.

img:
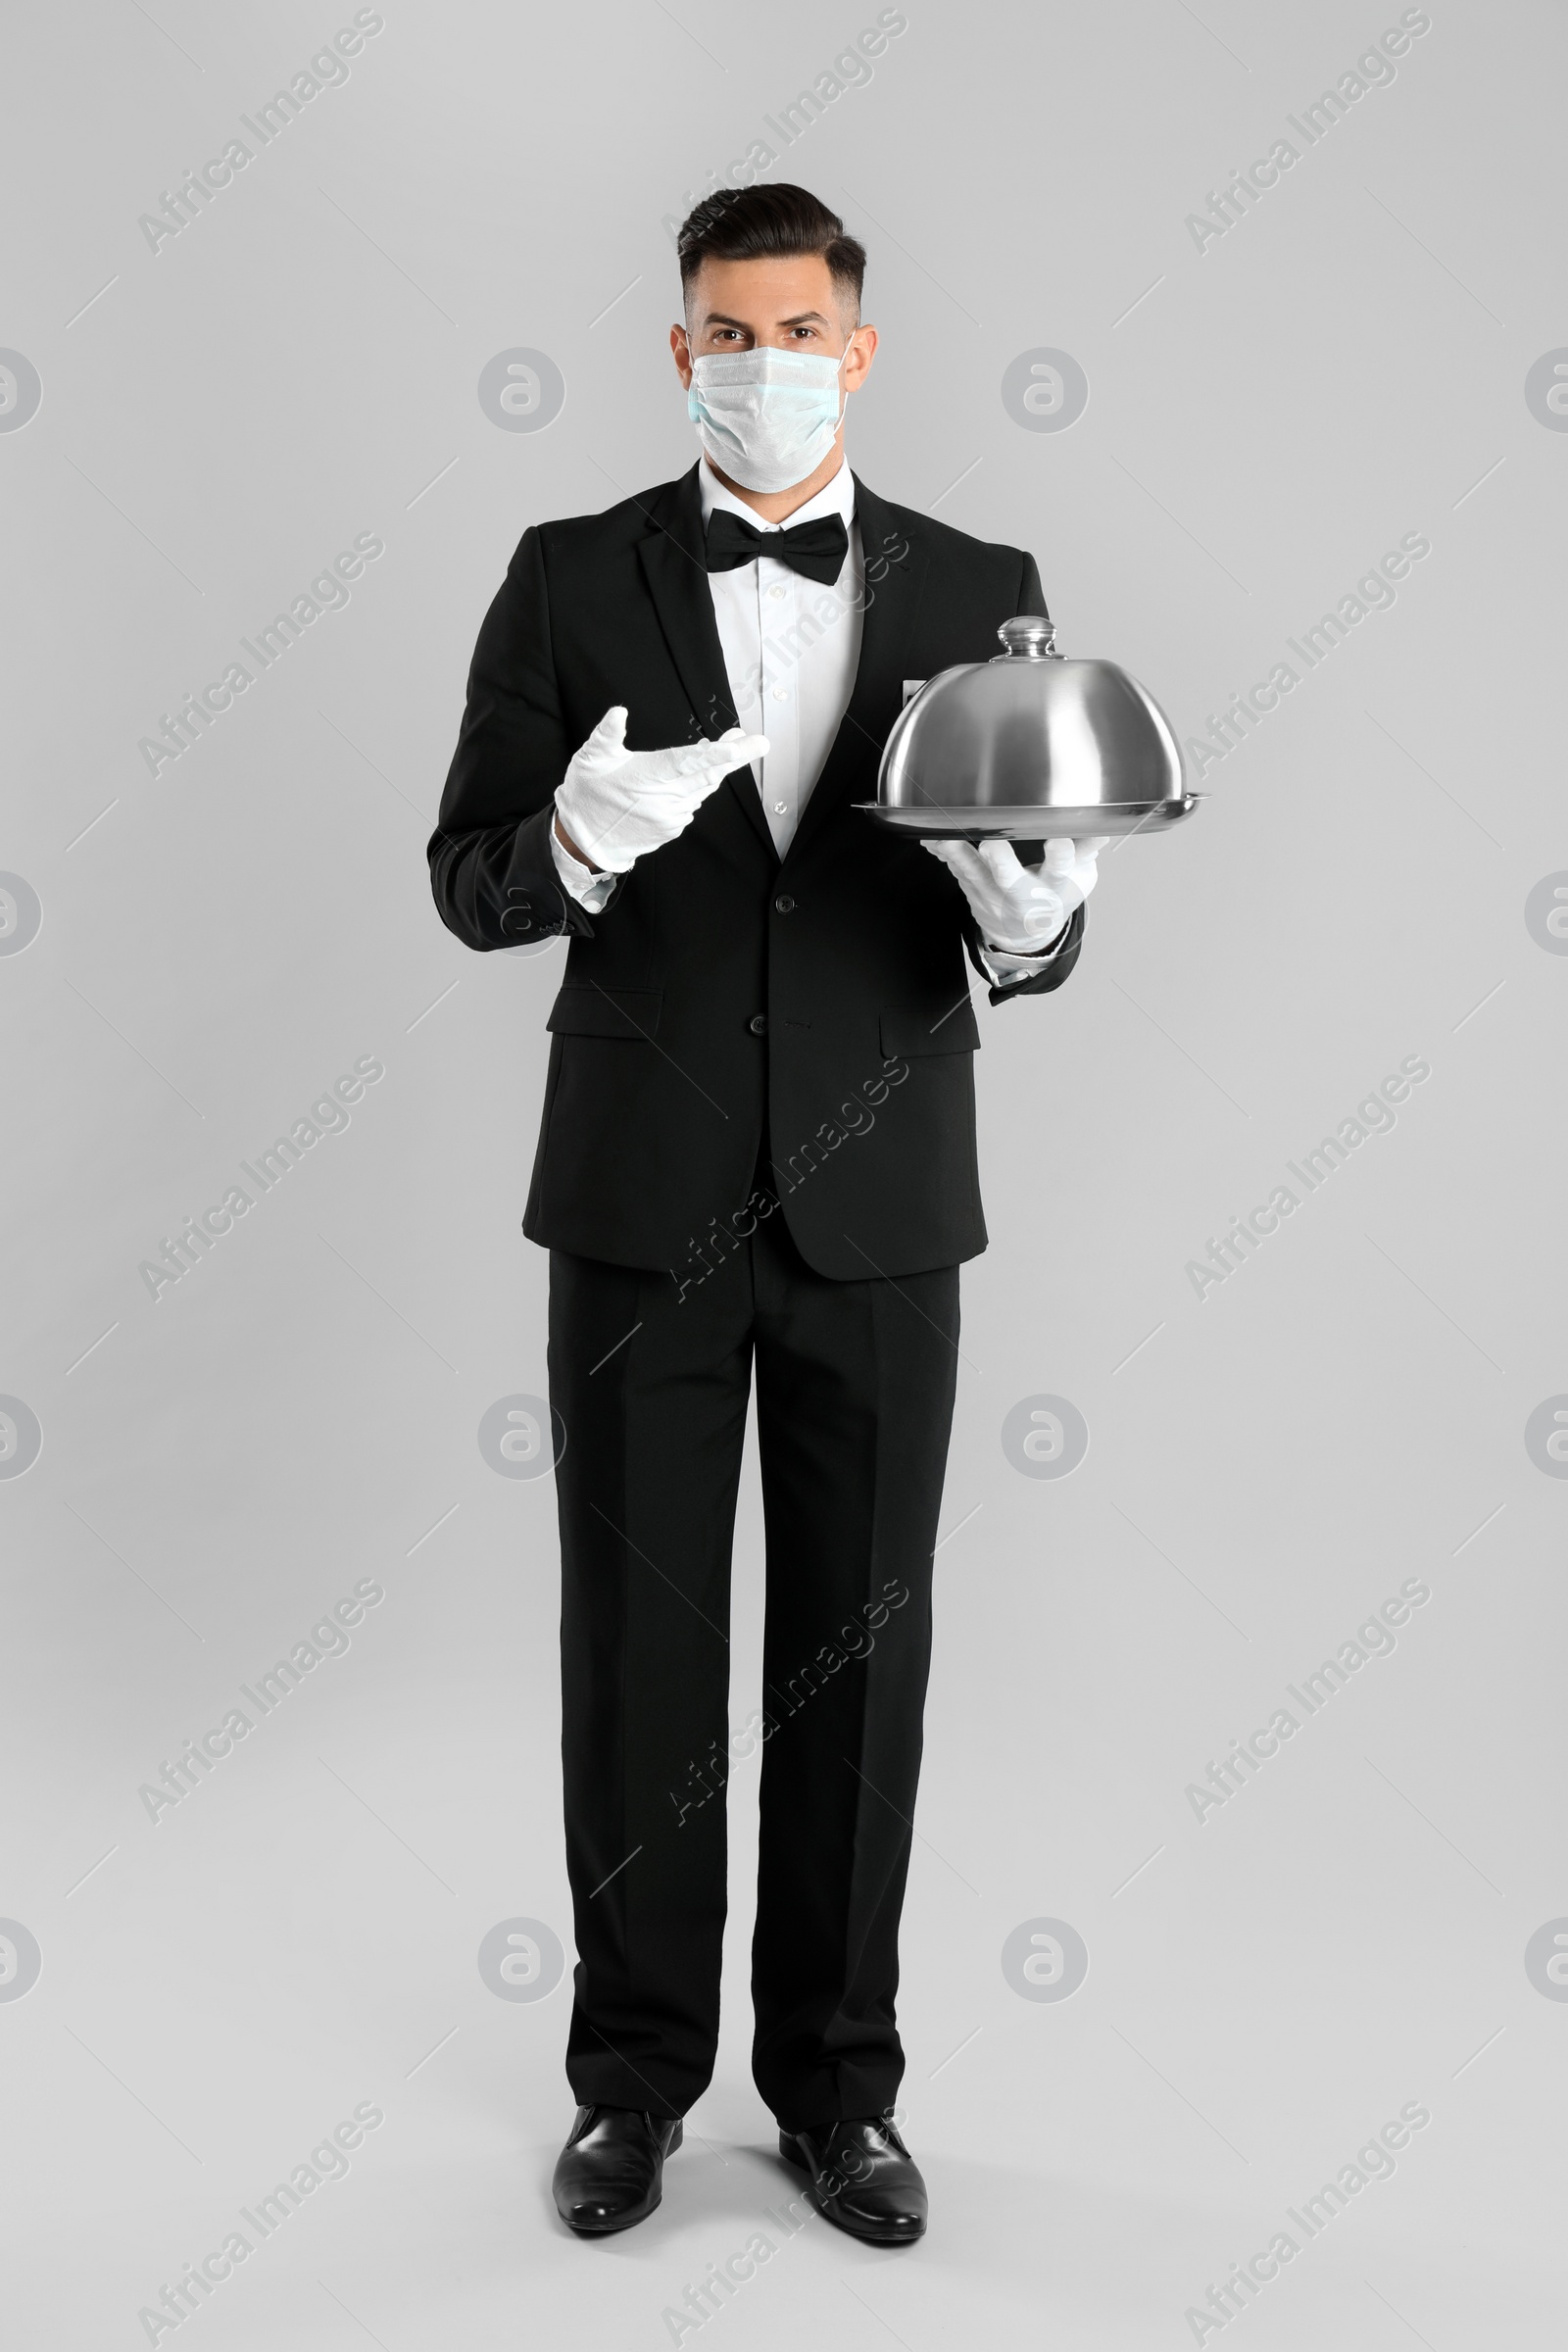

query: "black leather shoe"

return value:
[780, 2112, 927, 2244]
[553, 2103, 683, 2234]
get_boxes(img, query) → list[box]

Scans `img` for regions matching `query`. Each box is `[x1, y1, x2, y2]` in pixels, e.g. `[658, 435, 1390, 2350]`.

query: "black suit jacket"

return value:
[428, 465, 1085, 1280]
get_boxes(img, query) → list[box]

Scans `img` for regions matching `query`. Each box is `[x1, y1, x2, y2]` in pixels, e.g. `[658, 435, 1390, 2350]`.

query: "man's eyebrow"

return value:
[699, 309, 832, 329]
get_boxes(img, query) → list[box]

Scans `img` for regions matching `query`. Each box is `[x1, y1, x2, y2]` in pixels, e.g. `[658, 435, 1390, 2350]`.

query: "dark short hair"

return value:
[677, 185, 866, 315]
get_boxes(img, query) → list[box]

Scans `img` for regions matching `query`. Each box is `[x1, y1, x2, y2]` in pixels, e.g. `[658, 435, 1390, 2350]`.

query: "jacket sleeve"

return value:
[968, 546, 1087, 1003]
[964, 900, 1086, 1003]
[426, 526, 597, 952]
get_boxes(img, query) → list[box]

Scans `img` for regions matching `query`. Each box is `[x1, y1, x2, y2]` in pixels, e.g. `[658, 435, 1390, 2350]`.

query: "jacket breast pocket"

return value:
[546, 985, 662, 1040]
[880, 1001, 981, 1057]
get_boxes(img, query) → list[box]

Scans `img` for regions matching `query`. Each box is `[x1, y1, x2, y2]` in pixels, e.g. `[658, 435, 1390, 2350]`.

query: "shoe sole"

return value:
[562, 2121, 682, 2234]
[776, 2132, 925, 2244]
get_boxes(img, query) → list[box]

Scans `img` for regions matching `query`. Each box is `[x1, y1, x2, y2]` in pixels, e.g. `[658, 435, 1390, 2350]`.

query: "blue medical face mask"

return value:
[686, 344, 849, 493]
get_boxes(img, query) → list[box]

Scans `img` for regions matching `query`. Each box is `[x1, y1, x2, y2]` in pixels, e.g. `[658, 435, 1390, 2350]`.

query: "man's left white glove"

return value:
[922, 835, 1106, 956]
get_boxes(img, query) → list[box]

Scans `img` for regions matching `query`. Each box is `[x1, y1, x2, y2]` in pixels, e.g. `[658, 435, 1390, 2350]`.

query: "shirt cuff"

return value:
[975, 920, 1071, 986]
[551, 810, 619, 912]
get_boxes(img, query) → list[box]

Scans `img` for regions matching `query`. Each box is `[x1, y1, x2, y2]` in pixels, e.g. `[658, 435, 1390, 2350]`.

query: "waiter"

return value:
[428, 184, 1104, 2245]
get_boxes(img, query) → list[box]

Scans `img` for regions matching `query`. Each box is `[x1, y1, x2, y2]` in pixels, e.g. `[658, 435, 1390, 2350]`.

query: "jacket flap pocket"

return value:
[547, 985, 662, 1040]
[880, 1001, 981, 1057]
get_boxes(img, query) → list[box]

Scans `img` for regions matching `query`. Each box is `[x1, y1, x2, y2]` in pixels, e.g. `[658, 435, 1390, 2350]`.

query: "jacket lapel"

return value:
[635, 466, 776, 860]
[784, 474, 929, 867]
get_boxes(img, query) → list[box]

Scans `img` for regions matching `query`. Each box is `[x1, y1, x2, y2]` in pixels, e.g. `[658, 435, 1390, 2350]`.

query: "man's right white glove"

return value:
[554, 705, 770, 874]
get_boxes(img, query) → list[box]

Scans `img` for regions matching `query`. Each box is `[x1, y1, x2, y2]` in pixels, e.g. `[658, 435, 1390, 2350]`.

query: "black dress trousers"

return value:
[548, 1189, 959, 2132]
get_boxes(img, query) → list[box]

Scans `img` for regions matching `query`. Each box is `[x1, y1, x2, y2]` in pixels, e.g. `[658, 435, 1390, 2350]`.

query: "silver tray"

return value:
[854, 797, 1200, 841]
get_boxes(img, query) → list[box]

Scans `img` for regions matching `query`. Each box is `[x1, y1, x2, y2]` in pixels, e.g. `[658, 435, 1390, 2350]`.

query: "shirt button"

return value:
[749, 1013, 767, 1036]
[771, 685, 788, 702]
[768, 583, 786, 600]
[772, 801, 787, 814]
[774, 895, 796, 914]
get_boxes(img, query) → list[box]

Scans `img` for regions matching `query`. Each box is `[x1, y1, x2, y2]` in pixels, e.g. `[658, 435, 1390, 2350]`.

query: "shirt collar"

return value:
[698, 454, 856, 535]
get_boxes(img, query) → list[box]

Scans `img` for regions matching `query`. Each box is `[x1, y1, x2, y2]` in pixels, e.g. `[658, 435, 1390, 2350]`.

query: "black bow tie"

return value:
[705, 509, 849, 586]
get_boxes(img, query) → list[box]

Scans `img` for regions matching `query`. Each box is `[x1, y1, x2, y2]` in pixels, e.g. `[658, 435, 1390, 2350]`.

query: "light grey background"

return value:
[3, 1, 1564, 2342]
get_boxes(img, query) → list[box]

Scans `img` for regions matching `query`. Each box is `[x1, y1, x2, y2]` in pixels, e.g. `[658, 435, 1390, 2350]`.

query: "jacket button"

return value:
[773, 894, 796, 913]
[749, 1013, 767, 1036]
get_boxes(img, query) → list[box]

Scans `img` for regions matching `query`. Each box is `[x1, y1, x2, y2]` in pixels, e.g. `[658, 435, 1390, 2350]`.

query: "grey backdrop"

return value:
[3, 1, 1564, 2344]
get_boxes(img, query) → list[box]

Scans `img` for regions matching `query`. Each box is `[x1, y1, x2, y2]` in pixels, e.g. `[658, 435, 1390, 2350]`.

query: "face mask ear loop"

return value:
[832, 338, 853, 435]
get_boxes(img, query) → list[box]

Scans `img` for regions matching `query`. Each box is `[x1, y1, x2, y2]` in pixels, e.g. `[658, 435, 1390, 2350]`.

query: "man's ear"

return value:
[670, 322, 694, 389]
[844, 324, 878, 393]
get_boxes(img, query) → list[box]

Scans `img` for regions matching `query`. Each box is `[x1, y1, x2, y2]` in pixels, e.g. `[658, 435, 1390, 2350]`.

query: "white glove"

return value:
[922, 835, 1107, 955]
[555, 705, 769, 874]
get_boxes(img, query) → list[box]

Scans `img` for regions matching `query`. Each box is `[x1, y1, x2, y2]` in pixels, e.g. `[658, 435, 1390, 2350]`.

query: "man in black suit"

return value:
[429, 185, 1103, 2244]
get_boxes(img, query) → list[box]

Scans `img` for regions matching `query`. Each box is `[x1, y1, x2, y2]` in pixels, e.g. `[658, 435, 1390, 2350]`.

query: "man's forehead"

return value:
[685, 254, 854, 321]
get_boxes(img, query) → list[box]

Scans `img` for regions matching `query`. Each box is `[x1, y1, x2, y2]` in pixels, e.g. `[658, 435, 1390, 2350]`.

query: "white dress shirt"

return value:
[551, 457, 1065, 978]
[698, 456, 863, 858]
